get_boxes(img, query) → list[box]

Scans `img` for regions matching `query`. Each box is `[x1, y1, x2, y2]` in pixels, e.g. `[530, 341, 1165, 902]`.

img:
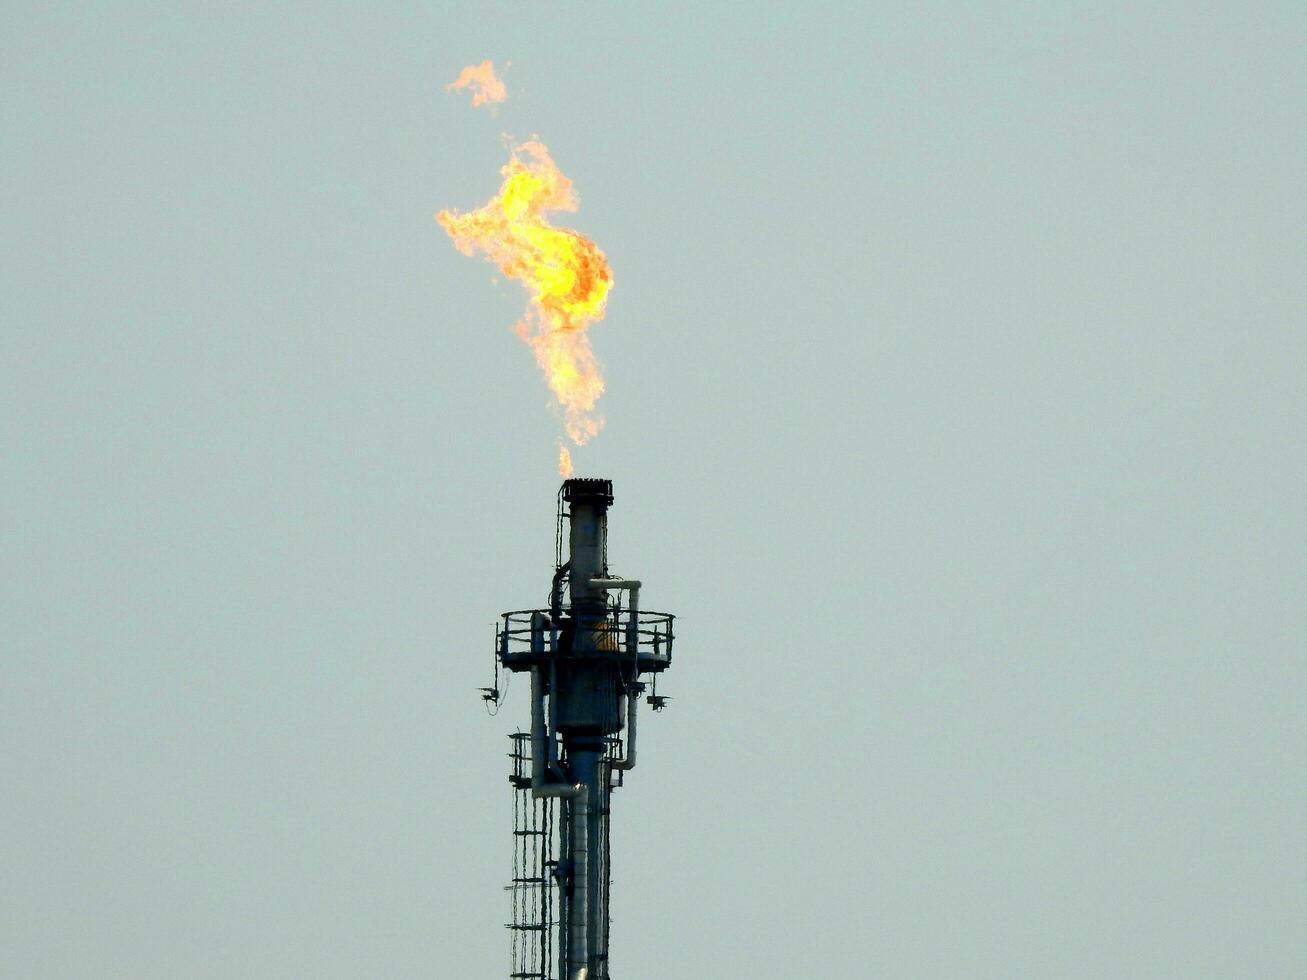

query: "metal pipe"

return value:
[548, 656, 560, 775]
[532, 781, 584, 800]
[531, 670, 580, 798]
[530, 674, 578, 800]
[530, 670, 589, 971]
[550, 561, 571, 618]
[568, 502, 607, 612]
[610, 689, 638, 772]
[590, 577, 641, 656]
[530, 668, 547, 787]
[589, 577, 641, 592]
[567, 782, 590, 979]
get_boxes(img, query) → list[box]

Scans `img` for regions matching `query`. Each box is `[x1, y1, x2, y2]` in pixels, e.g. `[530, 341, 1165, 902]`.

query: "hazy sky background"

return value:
[3, 3, 1304, 977]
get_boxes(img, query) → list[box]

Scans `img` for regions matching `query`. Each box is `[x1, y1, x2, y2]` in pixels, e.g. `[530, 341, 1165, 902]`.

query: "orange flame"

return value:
[437, 140, 612, 446]
[447, 60, 507, 107]
[558, 444, 574, 477]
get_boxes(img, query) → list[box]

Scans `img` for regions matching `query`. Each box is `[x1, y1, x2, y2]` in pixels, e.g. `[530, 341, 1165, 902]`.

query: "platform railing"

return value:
[497, 608, 675, 668]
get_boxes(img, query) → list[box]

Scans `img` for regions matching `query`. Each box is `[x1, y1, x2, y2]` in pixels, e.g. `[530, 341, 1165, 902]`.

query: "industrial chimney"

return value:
[485, 478, 675, 980]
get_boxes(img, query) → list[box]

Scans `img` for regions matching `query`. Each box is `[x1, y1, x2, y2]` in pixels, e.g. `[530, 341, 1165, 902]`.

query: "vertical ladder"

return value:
[508, 732, 556, 980]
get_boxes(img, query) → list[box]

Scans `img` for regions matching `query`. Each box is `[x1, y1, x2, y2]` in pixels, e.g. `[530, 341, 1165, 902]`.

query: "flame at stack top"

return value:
[437, 141, 613, 463]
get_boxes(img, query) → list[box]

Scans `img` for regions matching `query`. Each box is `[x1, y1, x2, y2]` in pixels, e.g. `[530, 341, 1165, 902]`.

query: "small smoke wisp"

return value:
[447, 60, 508, 107]
[437, 140, 612, 459]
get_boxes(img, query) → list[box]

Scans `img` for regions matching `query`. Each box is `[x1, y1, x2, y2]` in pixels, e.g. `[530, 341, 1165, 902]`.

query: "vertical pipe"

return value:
[548, 658, 560, 773]
[530, 668, 546, 787]
[626, 583, 639, 658]
[557, 481, 616, 978]
[562, 742, 601, 980]
[571, 786, 589, 980]
[611, 690, 638, 772]
[568, 500, 607, 616]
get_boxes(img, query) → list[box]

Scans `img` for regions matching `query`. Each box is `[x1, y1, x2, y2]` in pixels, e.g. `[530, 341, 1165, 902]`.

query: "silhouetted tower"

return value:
[486, 478, 674, 980]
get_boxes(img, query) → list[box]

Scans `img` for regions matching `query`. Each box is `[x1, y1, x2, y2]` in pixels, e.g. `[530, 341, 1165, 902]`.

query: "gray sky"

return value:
[3, 3, 1304, 977]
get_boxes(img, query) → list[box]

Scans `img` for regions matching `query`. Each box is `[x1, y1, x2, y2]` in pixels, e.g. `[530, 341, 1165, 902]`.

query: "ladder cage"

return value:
[508, 733, 557, 980]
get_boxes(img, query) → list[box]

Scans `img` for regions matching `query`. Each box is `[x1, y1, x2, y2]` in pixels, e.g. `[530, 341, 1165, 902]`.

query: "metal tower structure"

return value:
[484, 478, 675, 980]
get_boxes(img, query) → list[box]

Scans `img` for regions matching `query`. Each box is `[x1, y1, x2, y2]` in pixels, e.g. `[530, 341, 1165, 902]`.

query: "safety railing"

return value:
[497, 608, 675, 669]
